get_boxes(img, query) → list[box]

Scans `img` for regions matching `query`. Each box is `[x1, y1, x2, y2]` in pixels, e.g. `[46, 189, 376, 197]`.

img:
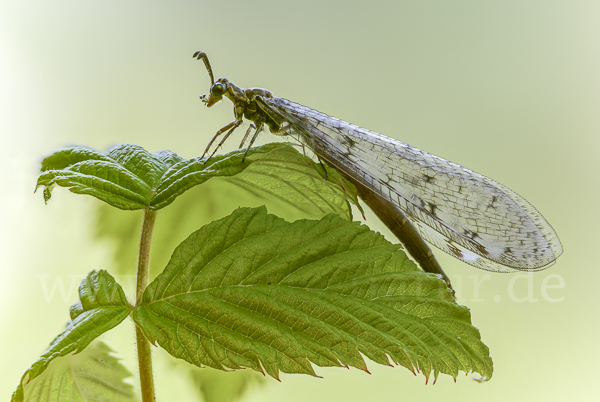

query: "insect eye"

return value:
[211, 83, 225, 96]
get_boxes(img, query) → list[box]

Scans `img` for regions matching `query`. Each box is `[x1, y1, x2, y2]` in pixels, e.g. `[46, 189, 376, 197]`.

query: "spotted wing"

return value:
[258, 96, 562, 272]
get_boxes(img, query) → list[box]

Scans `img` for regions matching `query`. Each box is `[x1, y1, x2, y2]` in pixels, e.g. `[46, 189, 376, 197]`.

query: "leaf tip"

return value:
[473, 375, 490, 383]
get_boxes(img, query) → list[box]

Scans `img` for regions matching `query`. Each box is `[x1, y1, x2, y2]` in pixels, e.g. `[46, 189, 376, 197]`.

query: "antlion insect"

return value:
[192, 50, 563, 291]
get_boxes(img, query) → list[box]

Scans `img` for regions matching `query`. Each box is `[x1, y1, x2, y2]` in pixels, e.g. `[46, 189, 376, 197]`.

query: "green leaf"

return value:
[37, 144, 178, 209]
[14, 341, 137, 402]
[308, 155, 365, 218]
[133, 207, 492, 382]
[211, 144, 356, 220]
[37, 143, 355, 219]
[13, 270, 131, 401]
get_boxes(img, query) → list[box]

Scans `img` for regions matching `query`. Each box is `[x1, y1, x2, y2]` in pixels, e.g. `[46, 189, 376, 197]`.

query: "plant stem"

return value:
[135, 209, 157, 402]
[136, 325, 156, 402]
[136, 209, 157, 305]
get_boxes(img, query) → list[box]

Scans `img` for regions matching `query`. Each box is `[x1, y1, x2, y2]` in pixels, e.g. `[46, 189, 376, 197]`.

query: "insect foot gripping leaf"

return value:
[12, 270, 132, 402]
[133, 207, 493, 382]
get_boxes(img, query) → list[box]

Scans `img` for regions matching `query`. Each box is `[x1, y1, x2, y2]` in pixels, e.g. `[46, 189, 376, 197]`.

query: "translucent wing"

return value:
[258, 96, 563, 272]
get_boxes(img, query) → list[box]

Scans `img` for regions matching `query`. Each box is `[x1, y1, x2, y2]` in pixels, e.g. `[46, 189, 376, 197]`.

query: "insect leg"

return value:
[208, 120, 244, 159]
[202, 119, 242, 159]
[202, 102, 246, 160]
[317, 155, 329, 180]
[239, 122, 257, 149]
[242, 121, 264, 163]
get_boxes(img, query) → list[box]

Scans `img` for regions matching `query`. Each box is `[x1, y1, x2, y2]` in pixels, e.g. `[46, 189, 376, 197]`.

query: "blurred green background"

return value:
[2, 0, 598, 400]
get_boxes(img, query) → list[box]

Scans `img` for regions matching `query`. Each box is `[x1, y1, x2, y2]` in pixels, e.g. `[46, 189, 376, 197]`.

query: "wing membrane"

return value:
[259, 96, 563, 272]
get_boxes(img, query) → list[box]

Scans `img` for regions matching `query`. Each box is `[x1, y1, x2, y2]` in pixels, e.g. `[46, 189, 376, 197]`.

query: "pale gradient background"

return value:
[1, 1, 599, 401]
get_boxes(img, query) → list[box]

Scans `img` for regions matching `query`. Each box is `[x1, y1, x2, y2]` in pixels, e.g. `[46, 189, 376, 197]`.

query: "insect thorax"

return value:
[240, 87, 287, 134]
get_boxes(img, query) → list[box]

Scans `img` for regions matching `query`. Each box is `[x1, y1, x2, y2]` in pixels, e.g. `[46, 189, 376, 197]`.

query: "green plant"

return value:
[13, 142, 492, 401]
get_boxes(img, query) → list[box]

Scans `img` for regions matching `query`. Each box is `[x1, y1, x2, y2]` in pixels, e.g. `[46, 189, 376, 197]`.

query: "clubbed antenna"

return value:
[192, 50, 215, 86]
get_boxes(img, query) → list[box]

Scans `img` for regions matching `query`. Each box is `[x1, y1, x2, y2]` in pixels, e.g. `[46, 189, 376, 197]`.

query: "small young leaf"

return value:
[37, 143, 356, 219]
[133, 207, 492, 382]
[14, 341, 137, 402]
[13, 270, 131, 401]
